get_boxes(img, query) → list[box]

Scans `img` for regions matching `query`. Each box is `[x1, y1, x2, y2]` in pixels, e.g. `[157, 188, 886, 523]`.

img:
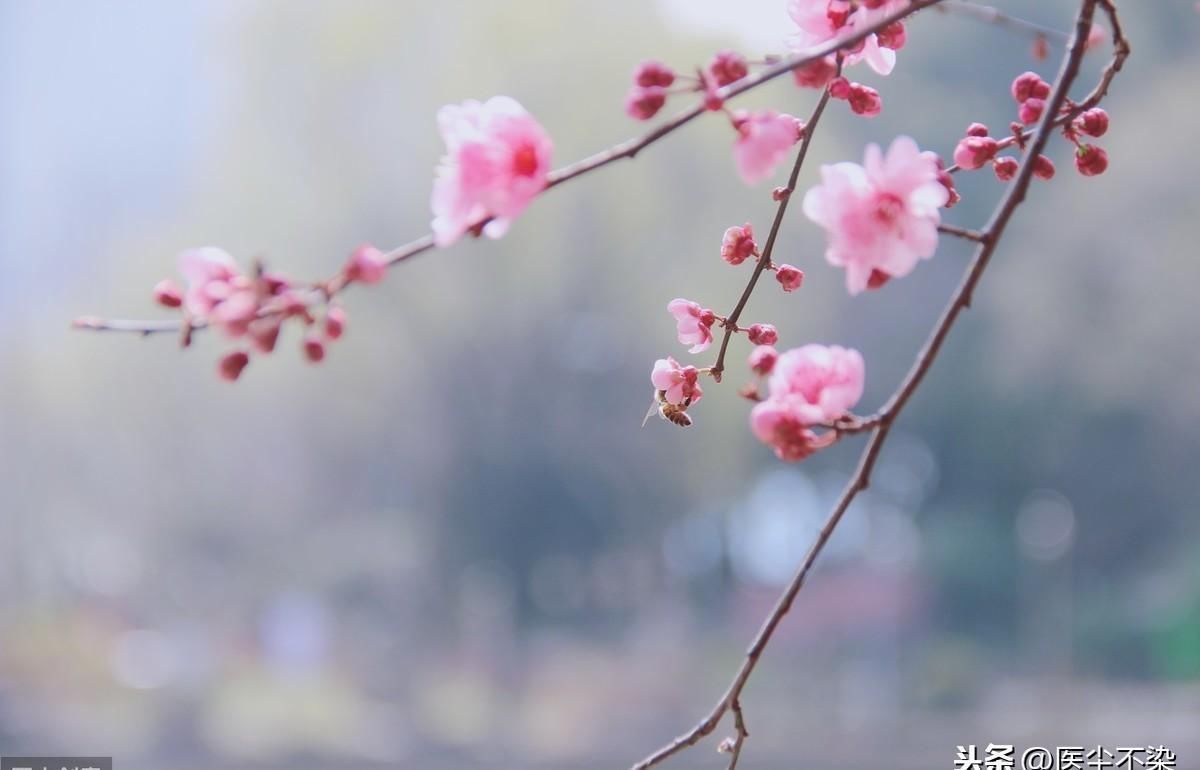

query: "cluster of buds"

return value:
[145, 243, 389, 381]
[828, 76, 883, 117]
[952, 71, 1112, 182]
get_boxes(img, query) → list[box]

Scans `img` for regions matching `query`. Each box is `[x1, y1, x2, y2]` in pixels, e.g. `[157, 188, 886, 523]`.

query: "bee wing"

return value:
[641, 399, 660, 428]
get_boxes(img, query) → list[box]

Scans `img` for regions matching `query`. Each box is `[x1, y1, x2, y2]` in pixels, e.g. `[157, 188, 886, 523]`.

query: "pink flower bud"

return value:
[634, 60, 675, 88]
[325, 305, 346, 340]
[1018, 97, 1046, 126]
[953, 136, 999, 170]
[747, 323, 778, 346]
[966, 122, 990, 137]
[708, 50, 748, 87]
[775, 264, 804, 292]
[867, 269, 891, 290]
[1011, 71, 1050, 103]
[748, 345, 778, 376]
[1032, 154, 1056, 180]
[792, 57, 838, 89]
[1075, 108, 1109, 137]
[303, 334, 326, 363]
[721, 223, 758, 265]
[1075, 144, 1108, 176]
[345, 243, 388, 285]
[217, 350, 250, 382]
[248, 318, 281, 353]
[153, 279, 184, 308]
[847, 84, 882, 117]
[876, 21, 906, 51]
[625, 86, 667, 121]
[828, 76, 851, 100]
[1084, 22, 1106, 51]
[992, 156, 1019, 181]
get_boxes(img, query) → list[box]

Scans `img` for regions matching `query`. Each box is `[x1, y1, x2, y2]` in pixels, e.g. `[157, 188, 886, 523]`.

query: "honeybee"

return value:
[641, 390, 693, 428]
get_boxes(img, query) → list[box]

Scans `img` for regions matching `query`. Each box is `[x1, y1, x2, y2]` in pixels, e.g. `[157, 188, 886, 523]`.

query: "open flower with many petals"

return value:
[431, 96, 553, 247]
[651, 357, 703, 406]
[667, 298, 716, 353]
[802, 136, 948, 294]
[732, 111, 803, 185]
[787, 0, 902, 78]
[750, 344, 864, 461]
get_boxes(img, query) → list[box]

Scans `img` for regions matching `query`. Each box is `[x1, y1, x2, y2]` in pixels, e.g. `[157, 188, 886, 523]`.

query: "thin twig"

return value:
[936, 0, 1071, 44]
[937, 222, 989, 242]
[710, 83, 835, 380]
[73, 0, 949, 337]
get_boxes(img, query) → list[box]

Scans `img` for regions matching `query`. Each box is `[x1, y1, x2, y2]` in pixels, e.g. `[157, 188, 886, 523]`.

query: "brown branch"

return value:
[937, 222, 989, 242]
[627, 2, 1126, 770]
[935, 0, 1071, 44]
[72, 0, 948, 337]
[710, 82, 835, 380]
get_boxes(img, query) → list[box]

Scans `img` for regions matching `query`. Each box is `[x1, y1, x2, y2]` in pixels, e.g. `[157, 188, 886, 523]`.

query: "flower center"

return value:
[512, 144, 540, 177]
[872, 192, 905, 227]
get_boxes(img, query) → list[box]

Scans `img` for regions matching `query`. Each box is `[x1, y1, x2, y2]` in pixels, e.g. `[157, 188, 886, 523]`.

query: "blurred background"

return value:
[1, 1, 1198, 768]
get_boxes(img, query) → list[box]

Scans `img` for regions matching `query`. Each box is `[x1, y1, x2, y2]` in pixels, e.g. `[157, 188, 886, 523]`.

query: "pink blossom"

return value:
[1018, 97, 1046, 126]
[217, 350, 250, 382]
[787, 0, 898, 77]
[721, 223, 758, 265]
[792, 57, 839, 89]
[153, 279, 183, 308]
[431, 96, 552, 247]
[749, 399, 820, 462]
[992, 156, 1019, 181]
[775, 264, 805, 292]
[708, 50, 749, 87]
[1011, 71, 1050, 103]
[1075, 108, 1109, 137]
[748, 345, 778, 376]
[802, 136, 948, 295]
[178, 247, 240, 316]
[626, 86, 667, 121]
[667, 298, 716, 354]
[651, 357, 703, 406]
[732, 110, 802, 185]
[765, 344, 865, 423]
[634, 60, 675, 88]
[846, 83, 882, 117]
[345, 244, 389, 285]
[747, 323, 778, 346]
[953, 135, 999, 170]
[1075, 144, 1109, 176]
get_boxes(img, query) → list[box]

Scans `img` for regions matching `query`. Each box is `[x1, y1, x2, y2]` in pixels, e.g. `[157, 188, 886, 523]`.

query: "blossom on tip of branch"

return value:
[802, 136, 947, 295]
[750, 344, 864, 461]
[721, 223, 758, 265]
[651, 357, 703, 406]
[345, 244, 388, 285]
[1075, 144, 1108, 176]
[732, 110, 803, 185]
[431, 96, 552, 247]
[775, 264, 805, 292]
[747, 323, 778, 346]
[787, 0, 898, 77]
[668, 298, 716, 354]
[953, 135, 999, 170]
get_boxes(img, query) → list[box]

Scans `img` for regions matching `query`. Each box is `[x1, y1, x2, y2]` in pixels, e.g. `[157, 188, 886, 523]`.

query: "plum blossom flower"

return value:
[787, 0, 900, 77]
[651, 357, 703, 406]
[732, 110, 803, 185]
[431, 96, 552, 247]
[750, 344, 865, 461]
[802, 135, 948, 294]
[667, 298, 716, 353]
[721, 223, 758, 265]
[178, 247, 241, 317]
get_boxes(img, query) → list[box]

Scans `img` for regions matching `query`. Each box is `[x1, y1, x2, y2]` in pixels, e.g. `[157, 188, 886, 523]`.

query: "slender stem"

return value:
[711, 85, 834, 379]
[936, 0, 1071, 44]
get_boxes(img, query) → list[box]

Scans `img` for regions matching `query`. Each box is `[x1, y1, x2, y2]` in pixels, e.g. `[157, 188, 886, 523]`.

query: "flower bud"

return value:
[1018, 97, 1046, 126]
[1032, 154, 1056, 180]
[792, 57, 838, 89]
[634, 60, 675, 88]
[153, 279, 183, 308]
[828, 76, 851, 100]
[992, 156, 1019, 181]
[1011, 71, 1050, 103]
[707, 50, 748, 87]
[217, 350, 250, 382]
[721, 223, 758, 265]
[846, 84, 882, 117]
[1075, 108, 1109, 137]
[303, 333, 326, 363]
[625, 86, 667, 121]
[775, 264, 804, 292]
[876, 21, 906, 50]
[747, 323, 778, 346]
[1075, 144, 1108, 176]
[325, 305, 346, 340]
[345, 243, 388, 285]
[966, 122, 990, 137]
[748, 345, 778, 376]
[953, 136, 999, 170]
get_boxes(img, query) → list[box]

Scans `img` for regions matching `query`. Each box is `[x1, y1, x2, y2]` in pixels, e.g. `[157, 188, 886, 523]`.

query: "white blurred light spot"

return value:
[111, 629, 177, 690]
[1016, 490, 1075, 561]
[656, 0, 791, 51]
